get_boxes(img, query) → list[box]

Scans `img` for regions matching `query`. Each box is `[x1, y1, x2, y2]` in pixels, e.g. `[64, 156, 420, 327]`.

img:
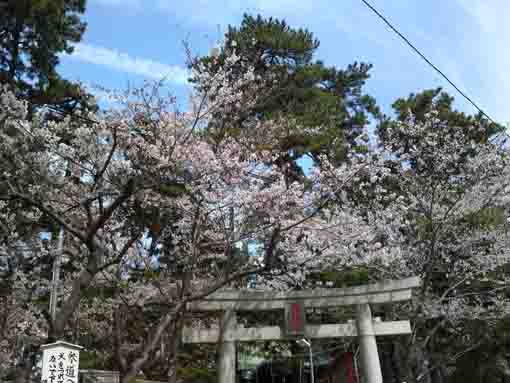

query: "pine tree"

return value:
[0, 0, 95, 118]
[191, 14, 380, 174]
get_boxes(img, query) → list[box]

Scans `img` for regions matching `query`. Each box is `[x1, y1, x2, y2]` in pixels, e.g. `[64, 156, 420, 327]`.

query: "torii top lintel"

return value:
[187, 276, 420, 311]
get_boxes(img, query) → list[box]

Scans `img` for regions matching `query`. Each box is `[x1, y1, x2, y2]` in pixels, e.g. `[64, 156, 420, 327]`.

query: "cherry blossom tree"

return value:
[355, 97, 510, 383]
[0, 43, 386, 382]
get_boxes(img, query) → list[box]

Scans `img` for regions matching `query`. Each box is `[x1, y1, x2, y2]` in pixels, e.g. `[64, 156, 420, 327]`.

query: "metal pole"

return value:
[49, 226, 64, 322]
[308, 344, 314, 383]
[354, 346, 360, 383]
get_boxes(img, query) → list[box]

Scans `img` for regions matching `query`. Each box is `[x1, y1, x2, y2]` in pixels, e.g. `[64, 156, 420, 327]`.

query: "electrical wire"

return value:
[358, 0, 497, 125]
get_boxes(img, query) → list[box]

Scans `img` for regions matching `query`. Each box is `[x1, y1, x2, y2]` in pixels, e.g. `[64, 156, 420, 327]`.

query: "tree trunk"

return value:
[390, 341, 404, 383]
[430, 364, 446, 383]
[14, 353, 32, 383]
[14, 366, 31, 383]
[167, 351, 178, 383]
[381, 346, 395, 383]
[114, 304, 128, 373]
[408, 343, 432, 383]
[168, 316, 183, 383]
[49, 261, 97, 340]
[120, 310, 179, 383]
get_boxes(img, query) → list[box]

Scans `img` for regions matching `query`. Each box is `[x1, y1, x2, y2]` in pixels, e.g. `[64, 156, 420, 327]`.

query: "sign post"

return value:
[41, 341, 83, 383]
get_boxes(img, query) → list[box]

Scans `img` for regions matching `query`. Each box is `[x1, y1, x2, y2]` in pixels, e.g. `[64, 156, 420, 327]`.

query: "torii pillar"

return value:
[217, 310, 236, 383]
[356, 303, 383, 383]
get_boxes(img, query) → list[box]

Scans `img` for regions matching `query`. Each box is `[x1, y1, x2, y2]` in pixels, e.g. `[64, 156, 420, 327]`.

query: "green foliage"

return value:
[450, 317, 510, 383]
[379, 88, 504, 145]
[414, 216, 434, 241]
[177, 366, 216, 383]
[79, 351, 98, 369]
[224, 14, 319, 67]
[414, 206, 506, 244]
[0, 0, 96, 116]
[308, 268, 370, 287]
[158, 182, 188, 197]
[464, 207, 506, 230]
[81, 286, 117, 300]
[192, 14, 379, 170]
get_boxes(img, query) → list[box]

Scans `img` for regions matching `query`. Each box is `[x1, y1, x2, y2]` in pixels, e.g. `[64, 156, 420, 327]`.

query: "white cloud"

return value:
[64, 43, 189, 84]
[87, 0, 510, 124]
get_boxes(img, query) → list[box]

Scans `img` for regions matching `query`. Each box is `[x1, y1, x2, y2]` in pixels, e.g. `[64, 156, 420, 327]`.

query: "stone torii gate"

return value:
[183, 277, 420, 383]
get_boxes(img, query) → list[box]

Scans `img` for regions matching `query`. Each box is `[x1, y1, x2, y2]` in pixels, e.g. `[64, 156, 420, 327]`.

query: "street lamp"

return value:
[297, 338, 314, 383]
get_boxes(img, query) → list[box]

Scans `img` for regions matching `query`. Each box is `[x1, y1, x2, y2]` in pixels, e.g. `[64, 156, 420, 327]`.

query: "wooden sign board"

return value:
[41, 341, 83, 383]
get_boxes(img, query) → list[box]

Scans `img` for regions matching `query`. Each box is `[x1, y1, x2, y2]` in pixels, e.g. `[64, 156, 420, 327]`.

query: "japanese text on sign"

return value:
[41, 342, 81, 383]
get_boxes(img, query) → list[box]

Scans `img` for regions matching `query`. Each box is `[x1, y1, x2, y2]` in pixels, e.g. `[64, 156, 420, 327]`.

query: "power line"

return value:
[358, 0, 497, 125]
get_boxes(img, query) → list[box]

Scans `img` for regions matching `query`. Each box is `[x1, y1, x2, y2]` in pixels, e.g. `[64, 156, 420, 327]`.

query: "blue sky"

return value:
[58, 0, 510, 124]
